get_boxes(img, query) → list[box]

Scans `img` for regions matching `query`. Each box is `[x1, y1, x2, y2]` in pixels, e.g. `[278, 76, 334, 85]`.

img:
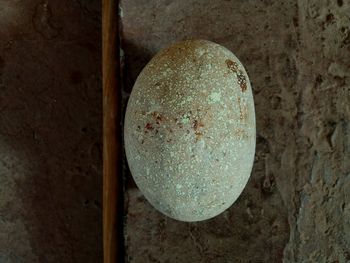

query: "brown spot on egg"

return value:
[193, 120, 199, 129]
[194, 130, 203, 142]
[237, 97, 248, 121]
[237, 73, 247, 92]
[152, 111, 165, 124]
[241, 105, 248, 121]
[192, 119, 205, 142]
[226, 59, 247, 92]
[225, 59, 239, 73]
[233, 128, 249, 140]
[145, 123, 154, 131]
[192, 119, 204, 130]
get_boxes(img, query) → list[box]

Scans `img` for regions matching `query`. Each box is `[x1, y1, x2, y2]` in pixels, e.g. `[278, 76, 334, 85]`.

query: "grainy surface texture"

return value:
[0, 1, 102, 262]
[124, 40, 255, 222]
[120, 0, 350, 262]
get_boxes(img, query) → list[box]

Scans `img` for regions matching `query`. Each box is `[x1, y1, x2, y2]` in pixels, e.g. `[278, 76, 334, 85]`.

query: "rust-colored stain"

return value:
[145, 123, 154, 131]
[142, 112, 166, 135]
[225, 59, 247, 92]
[237, 74, 247, 92]
[194, 130, 203, 142]
[192, 119, 204, 142]
[233, 128, 248, 139]
[143, 112, 206, 142]
[226, 59, 239, 73]
[193, 120, 199, 130]
[152, 111, 165, 124]
[237, 97, 248, 121]
[192, 119, 204, 130]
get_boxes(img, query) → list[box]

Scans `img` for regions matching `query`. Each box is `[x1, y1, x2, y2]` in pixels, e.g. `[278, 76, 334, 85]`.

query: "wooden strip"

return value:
[102, 0, 123, 262]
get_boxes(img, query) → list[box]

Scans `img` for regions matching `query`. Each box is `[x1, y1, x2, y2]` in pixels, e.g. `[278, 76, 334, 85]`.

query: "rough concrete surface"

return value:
[121, 0, 350, 262]
[0, 1, 102, 262]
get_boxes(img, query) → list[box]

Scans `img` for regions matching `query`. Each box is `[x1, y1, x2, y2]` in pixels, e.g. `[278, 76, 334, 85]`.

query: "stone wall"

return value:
[121, 0, 350, 262]
[0, 1, 102, 262]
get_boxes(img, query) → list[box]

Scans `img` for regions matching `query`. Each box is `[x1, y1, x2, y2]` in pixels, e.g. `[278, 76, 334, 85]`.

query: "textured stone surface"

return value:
[0, 1, 102, 262]
[121, 0, 350, 262]
[124, 40, 255, 222]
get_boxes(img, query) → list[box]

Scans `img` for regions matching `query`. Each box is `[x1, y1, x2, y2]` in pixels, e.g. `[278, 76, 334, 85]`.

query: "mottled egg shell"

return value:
[124, 40, 256, 222]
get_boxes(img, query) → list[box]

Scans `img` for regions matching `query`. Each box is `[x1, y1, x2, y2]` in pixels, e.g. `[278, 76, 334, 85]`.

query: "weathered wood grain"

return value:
[103, 0, 123, 262]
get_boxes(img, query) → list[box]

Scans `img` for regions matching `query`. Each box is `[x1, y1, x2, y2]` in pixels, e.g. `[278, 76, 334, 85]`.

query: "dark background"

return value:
[0, 0, 349, 262]
[0, 1, 102, 262]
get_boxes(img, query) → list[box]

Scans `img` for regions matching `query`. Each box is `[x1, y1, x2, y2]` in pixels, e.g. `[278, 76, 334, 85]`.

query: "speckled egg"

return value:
[124, 40, 256, 222]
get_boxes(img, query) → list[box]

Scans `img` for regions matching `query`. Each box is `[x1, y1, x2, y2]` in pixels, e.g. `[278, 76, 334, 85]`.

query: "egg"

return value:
[124, 40, 256, 222]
